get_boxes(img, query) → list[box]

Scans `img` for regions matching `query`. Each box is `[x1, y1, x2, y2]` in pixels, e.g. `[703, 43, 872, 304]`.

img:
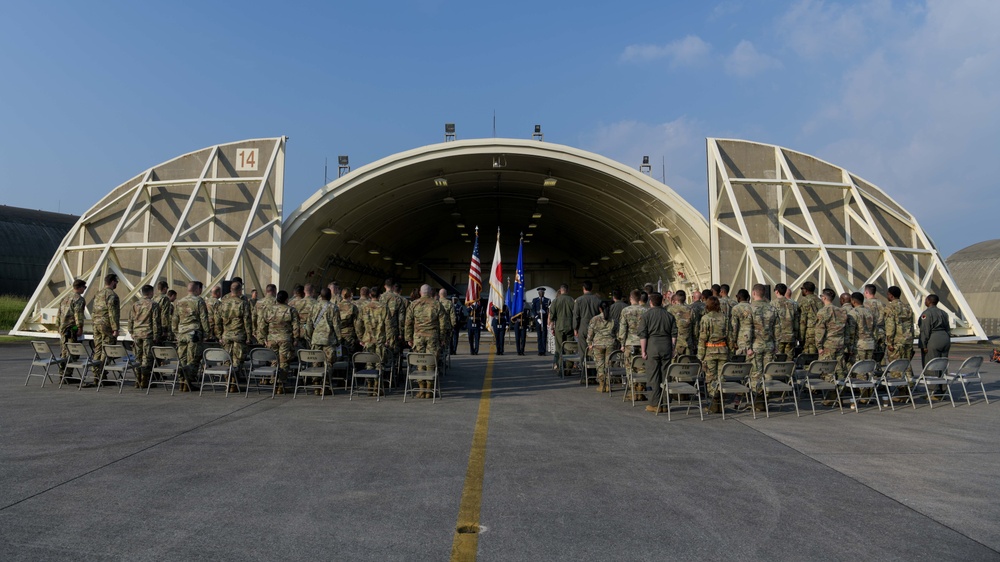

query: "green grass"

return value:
[0, 294, 28, 331]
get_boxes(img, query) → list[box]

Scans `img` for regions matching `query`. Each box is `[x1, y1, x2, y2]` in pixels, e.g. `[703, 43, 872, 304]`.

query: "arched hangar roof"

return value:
[282, 138, 710, 290]
[947, 239, 1000, 336]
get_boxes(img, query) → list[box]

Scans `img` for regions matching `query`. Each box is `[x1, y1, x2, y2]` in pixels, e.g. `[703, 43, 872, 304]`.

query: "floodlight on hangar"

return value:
[445, 123, 456, 142]
[533, 125, 544, 141]
[640, 155, 652, 175]
[338, 155, 350, 177]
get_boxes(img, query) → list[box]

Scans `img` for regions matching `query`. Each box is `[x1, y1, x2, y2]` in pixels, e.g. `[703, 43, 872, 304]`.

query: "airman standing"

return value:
[128, 284, 160, 389]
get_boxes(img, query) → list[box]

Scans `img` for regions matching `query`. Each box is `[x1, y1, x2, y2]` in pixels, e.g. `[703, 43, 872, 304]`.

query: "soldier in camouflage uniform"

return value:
[840, 293, 853, 309]
[254, 284, 277, 343]
[287, 285, 305, 317]
[128, 284, 160, 389]
[728, 289, 753, 361]
[698, 295, 729, 413]
[847, 292, 876, 363]
[259, 290, 299, 394]
[439, 289, 456, 359]
[814, 288, 848, 383]
[772, 283, 800, 359]
[91, 273, 121, 383]
[380, 279, 407, 380]
[172, 281, 210, 391]
[154, 281, 173, 343]
[587, 302, 616, 392]
[797, 281, 823, 355]
[863, 284, 887, 356]
[358, 287, 387, 390]
[667, 290, 696, 359]
[295, 284, 319, 350]
[689, 290, 706, 338]
[337, 288, 362, 357]
[719, 284, 737, 323]
[217, 281, 253, 387]
[311, 287, 342, 391]
[617, 289, 648, 400]
[405, 285, 447, 398]
[57, 279, 87, 378]
[748, 285, 776, 409]
[203, 285, 223, 341]
[884, 285, 914, 379]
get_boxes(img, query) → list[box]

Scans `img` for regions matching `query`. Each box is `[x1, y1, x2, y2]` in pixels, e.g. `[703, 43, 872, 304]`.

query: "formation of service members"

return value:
[50, 272, 951, 411]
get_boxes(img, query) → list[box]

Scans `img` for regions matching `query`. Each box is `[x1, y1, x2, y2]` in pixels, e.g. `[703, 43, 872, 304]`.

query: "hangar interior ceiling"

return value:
[709, 138, 985, 339]
[281, 139, 710, 295]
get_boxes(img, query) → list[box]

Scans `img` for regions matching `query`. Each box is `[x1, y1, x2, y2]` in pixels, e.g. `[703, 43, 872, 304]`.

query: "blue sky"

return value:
[1, 0, 996, 257]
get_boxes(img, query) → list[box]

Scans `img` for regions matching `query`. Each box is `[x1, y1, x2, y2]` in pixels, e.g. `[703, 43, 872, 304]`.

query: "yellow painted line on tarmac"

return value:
[450, 350, 495, 561]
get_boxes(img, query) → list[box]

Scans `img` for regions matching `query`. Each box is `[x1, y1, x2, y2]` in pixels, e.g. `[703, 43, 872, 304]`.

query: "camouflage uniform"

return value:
[865, 298, 887, 355]
[729, 301, 753, 358]
[358, 296, 387, 365]
[667, 302, 696, 358]
[311, 299, 342, 375]
[697, 310, 729, 399]
[689, 300, 706, 341]
[617, 303, 648, 396]
[440, 296, 456, 357]
[586, 314, 615, 391]
[217, 292, 253, 367]
[772, 297, 799, 359]
[91, 286, 120, 377]
[380, 290, 406, 374]
[172, 294, 210, 389]
[128, 295, 160, 388]
[337, 298, 362, 357]
[294, 295, 318, 350]
[204, 295, 220, 341]
[719, 296, 736, 323]
[154, 291, 173, 342]
[848, 305, 876, 363]
[57, 292, 86, 375]
[404, 295, 447, 397]
[260, 301, 299, 389]
[797, 293, 823, 354]
[884, 299, 915, 378]
[814, 303, 848, 382]
[253, 294, 276, 343]
[748, 299, 776, 391]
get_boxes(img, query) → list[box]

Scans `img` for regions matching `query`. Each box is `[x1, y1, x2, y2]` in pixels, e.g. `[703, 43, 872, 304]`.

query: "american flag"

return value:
[465, 228, 482, 305]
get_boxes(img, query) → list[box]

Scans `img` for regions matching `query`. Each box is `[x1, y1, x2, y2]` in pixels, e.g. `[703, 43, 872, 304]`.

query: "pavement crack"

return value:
[0, 398, 270, 512]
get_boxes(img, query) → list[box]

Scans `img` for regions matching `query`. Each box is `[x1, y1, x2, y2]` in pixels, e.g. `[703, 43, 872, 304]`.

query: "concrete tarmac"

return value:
[1, 339, 999, 561]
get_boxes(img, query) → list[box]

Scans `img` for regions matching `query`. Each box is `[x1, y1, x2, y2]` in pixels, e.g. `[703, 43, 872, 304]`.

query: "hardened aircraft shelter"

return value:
[11, 135, 987, 341]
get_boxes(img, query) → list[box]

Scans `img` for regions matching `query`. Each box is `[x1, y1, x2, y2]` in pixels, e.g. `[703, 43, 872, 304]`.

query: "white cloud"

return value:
[579, 117, 707, 204]
[620, 35, 711, 66]
[778, 0, 897, 59]
[803, 0, 1000, 255]
[724, 40, 782, 77]
[710, 1, 742, 20]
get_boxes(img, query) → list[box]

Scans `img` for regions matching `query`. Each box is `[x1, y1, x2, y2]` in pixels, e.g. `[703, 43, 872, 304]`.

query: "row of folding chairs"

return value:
[26, 340, 443, 403]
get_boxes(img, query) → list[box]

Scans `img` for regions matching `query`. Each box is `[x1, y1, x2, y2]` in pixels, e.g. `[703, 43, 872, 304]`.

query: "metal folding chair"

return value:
[719, 362, 754, 420]
[100, 344, 138, 394]
[910, 357, 955, 408]
[760, 361, 799, 417]
[877, 358, 915, 410]
[148, 346, 181, 395]
[245, 347, 279, 398]
[797, 360, 842, 415]
[606, 349, 626, 397]
[945, 356, 988, 406]
[350, 351, 383, 401]
[624, 354, 649, 406]
[199, 348, 237, 396]
[26, 341, 62, 387]
[841, 359, 880, 412]
[657, 362, 703, 420]
[581, 347, 597, 387]
[674, 354, 700, 364]
[560, 341, 581, 379]
[62, 342, 95, 390]
[403, 352, 440, 403]
[294, 348, 332, 399]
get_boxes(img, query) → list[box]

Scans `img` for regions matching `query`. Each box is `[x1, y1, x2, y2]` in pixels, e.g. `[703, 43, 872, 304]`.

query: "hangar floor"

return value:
[1, 340, 999, 560]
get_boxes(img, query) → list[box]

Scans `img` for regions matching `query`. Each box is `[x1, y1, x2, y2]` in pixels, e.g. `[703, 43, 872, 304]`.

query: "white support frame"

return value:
[708, 138, 986, 339]
[12, 138, 285, 339]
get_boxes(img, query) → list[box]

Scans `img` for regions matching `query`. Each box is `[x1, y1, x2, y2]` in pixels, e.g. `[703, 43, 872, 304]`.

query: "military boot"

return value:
[707, 398, 722, 414]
